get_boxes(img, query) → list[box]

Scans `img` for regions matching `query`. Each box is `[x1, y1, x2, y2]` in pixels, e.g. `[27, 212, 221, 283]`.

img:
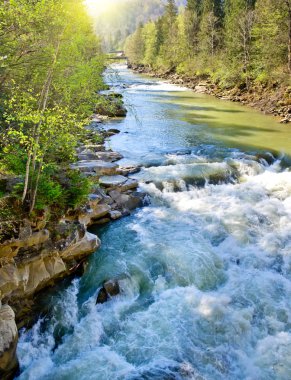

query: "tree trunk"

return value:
[25, 37, 62, 212]
[287, 1, 291, 73]
[29, 158, 43, 214]
[22, 153, 32, 203]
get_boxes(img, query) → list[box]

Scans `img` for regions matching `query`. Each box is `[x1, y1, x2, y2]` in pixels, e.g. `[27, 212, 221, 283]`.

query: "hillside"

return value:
[92, 0, 186, 51]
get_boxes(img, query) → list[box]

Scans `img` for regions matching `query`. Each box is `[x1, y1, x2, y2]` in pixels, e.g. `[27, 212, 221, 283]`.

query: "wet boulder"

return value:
[109, 190, 147, 212]
[104, 280, 120, 297]
[104, 129, 121, 137]
[96, 280, 120, 304]
[96, 288, 108, 304]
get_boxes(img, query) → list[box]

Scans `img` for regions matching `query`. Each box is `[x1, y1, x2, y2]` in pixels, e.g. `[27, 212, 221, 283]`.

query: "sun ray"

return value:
[84, 0, 119, 17]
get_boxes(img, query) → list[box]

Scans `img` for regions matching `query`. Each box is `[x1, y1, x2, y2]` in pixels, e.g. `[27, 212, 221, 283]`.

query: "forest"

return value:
[0, 0, 105, 220]
[125, 0, 291, 90]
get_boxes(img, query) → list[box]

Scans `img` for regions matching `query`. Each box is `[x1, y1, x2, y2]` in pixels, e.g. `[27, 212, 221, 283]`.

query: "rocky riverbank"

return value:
[130, 64, 291, 123]
[0, 103, 145, 378]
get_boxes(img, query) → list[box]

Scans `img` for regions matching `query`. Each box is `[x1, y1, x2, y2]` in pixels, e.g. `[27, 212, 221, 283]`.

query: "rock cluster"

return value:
[70, 127, 146, 225]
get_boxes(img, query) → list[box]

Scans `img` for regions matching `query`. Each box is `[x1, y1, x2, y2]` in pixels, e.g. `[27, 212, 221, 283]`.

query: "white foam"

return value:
[129, 80, 188, 93]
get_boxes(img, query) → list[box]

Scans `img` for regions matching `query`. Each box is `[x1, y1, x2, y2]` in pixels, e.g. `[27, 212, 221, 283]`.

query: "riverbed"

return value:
[16, 64, 291, 380]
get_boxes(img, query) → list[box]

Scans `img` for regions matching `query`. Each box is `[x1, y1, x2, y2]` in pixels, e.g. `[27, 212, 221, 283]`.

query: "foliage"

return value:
[125, 0, 291, 86]
[62, 170, 92, 209]
[0, 0, 106, 215]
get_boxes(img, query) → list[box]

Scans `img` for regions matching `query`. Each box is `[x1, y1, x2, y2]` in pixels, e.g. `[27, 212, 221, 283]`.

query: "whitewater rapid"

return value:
[16, 66, 291, 380]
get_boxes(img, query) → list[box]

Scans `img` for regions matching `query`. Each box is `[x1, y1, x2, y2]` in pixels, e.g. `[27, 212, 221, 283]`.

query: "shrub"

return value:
[63, 170, 91, 209]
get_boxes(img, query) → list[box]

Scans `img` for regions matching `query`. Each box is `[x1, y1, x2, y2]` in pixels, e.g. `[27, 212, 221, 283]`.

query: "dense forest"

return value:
[125, 0, 291, 89]
[0, 0, 105, 219]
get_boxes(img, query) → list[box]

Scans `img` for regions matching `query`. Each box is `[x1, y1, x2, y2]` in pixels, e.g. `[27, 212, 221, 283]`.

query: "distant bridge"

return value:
[107, 51, 127, 60]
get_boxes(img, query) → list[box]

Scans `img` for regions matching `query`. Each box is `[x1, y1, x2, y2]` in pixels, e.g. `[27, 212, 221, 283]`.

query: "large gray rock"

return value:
[61, 232, 101, 260]
[94, 151, 123, 162]
[99, 175, 128, 187]
[117, 166, 140, 176]
[78, 204, 111, 226]
[117, 179, 138, 192]
[71, 160, 119, 176]
[77, 151, 123, 162]
[109, 191, 146, 212]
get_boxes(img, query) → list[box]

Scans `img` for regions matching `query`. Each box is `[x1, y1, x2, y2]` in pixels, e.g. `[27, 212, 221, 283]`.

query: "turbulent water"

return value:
[17, 65, 291, 380]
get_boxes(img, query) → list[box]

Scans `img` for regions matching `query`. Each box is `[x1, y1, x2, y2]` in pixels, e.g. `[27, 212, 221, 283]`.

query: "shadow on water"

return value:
[187, 120, 278, 136]
[153, 94, 245, 113]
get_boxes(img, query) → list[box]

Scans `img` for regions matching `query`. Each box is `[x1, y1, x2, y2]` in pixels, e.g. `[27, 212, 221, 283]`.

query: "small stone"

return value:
[107, 128, 120, 134]
[109, 210, 122, 220]
[280, 118, 290, 124]
[88, 194, 102, 202]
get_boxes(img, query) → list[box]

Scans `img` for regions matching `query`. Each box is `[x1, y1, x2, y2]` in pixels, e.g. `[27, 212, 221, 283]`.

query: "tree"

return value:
[158, 0, 179, 69]
[143, 22, 158, 67]
[124, 24, 145, 64]
[224, 0, 256, 86]
[0, 0, 105, 213]
[286, 0, 291, 72]
[184, 0, 203, 56]
[252, 0, 291, 80]
[199, 1, 223, 58]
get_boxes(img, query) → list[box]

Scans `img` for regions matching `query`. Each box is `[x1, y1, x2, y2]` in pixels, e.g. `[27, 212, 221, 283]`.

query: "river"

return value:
[16, 65, 291, 380]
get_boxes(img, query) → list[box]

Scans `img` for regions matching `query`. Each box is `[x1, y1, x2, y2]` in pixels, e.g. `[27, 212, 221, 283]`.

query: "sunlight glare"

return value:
[84, 0, 120, 17]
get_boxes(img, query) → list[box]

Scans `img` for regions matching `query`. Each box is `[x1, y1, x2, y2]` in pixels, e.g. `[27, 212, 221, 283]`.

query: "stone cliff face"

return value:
[0, 227, 100, 302]
[0, 303, 18, 379]
[0, 220, 100, 379]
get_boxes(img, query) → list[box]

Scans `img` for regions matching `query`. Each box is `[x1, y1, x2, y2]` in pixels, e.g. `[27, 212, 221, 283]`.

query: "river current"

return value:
[17, 65, 291, 380]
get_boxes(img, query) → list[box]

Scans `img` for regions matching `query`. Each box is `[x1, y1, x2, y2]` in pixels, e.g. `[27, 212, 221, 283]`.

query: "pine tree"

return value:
[184, 0, 203, 56]
[253, 0, 291, 77]
[199, 1, 223, 58]
[165, 0, 178, 22]
[224, 0, 256, 87]
[124, 24, 145, 64]
[157, 0, 179, 69]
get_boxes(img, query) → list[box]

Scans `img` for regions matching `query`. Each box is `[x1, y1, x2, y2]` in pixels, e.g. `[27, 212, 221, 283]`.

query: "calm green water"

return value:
[17, 65, 291, 380]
